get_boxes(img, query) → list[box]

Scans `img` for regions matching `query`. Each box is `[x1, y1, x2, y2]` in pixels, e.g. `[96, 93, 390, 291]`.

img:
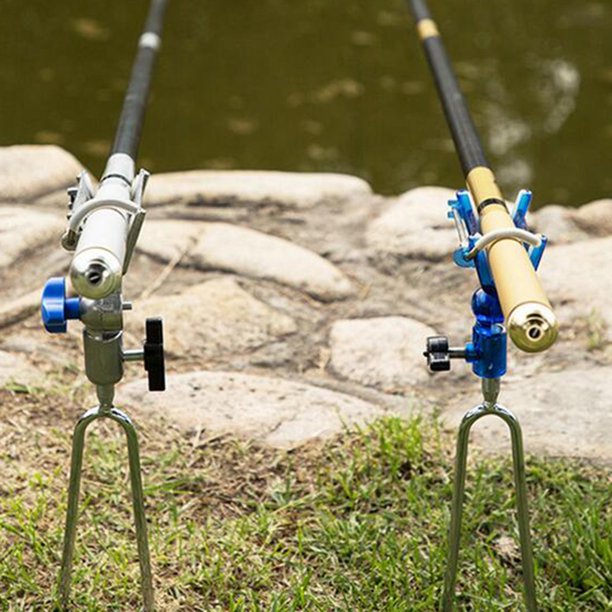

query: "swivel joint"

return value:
[424, 289, 507, 379]
[41, 276, 166, 392]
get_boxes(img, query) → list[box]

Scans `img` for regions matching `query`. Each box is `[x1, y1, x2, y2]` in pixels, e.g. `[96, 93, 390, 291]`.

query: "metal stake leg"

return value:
[58, 407, 100, 607]
[441, 394, 537, 611]
[57, 406, 155, 611]
[111, 407, 155, 611]
[504, 406, 537, 611]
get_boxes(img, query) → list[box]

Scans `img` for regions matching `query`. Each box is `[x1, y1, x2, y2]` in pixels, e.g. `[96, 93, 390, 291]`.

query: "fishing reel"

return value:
[41, 277, 165, 392]
[424, 189, 548, 379]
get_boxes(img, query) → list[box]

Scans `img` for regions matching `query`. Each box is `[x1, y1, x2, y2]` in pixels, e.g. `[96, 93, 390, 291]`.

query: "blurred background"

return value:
[0, 0, 610, 208]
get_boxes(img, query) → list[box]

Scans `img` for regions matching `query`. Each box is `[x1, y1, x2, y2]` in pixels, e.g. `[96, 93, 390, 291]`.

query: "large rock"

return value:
[571, 199, 612, 236]
[329, 317, 435, 392]
[366, 187, 457, 261]
[137, 220, 356, 301]
[0, 206, 65, 267]
[146, 170, 372, 209]
[125, 278, 297, 357]
[531, 204, 588, 244]
[0, 145, 83, 202]
[121, 371, 384, 448]
[540, 237, 612, 339]
[0, 289, 41, 329]
[445, 368, 612, 461]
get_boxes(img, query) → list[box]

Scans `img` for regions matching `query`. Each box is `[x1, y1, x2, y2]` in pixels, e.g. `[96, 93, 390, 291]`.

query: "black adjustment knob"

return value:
[424, 336, 451, 372]
[144, 317, 166, 391]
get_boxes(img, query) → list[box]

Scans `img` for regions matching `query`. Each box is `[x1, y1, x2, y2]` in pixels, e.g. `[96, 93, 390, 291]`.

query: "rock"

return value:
[0, 145, 83, 202]
[0, 289, 41, 329]
[121, 371, 384, 448]
[0, 206, 65, 267]
[531, 204, 588, 244]
[125, 278, 297, 358]
[0, 350, 40, 387]
[146, 170, 372, 209]
[571, 199, 612, 236]
[137, 220, 356, 301]
[540, 237, 612, 338]
[329, 317, 435, 392]
[445, 368, 612, 461]
[366, 187, 457, 261]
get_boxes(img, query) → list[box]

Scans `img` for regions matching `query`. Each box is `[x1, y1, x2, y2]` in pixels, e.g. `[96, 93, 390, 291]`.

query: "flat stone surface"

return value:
[0, 145, 83, 202]
[121, 371, 384, 448]
[329, 317, 436, 392]
[138, 220, 356, 301]
[0, 206, 65, 267]
[531, 204, 588, 244]
[125, 278, 297, 357]
[146, 170, 372, 209]
[366, 187, 457, 261]
[0, 289, 41, 329]
[540, 237, 612, 338]
[445, 368, 612, 461]
[571, 199, 612, 236]
[0, 350, 39, 387]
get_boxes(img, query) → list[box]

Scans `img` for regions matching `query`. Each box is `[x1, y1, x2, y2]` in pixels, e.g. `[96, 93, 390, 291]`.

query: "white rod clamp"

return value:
[465, 228, 542, 261]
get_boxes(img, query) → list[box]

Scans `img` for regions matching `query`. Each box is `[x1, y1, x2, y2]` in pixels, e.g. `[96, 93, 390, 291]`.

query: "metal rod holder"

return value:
[441, 379, 537, 612]
[421, 187, 548, 609]
[58, 405, 154, 611]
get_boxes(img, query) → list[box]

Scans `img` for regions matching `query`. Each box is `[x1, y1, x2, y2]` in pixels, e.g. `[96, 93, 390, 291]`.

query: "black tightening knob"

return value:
[424, 336, 451, 372]
[144, 317, 166, 391]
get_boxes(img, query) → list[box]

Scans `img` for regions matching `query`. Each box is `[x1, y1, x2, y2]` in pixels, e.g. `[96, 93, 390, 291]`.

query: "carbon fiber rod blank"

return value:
[111, 0, 169, 161]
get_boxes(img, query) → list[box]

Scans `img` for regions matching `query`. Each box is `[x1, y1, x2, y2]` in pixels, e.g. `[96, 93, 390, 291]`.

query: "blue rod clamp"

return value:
[424, 189, 548, 379]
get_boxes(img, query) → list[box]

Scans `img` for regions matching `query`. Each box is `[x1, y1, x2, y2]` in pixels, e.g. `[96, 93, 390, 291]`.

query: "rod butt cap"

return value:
[508, 302, 558, 353]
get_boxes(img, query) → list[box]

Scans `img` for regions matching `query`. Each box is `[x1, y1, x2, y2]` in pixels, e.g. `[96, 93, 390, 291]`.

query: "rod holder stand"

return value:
[41, 274, 164, 609]
[423, 189, 542, 611]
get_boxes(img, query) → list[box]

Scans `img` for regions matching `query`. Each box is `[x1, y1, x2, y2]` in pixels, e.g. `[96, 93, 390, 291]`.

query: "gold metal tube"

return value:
[466, 167, 558, 352]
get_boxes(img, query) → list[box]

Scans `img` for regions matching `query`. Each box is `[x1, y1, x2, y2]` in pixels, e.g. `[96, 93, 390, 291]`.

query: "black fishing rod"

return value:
[112, 0, 168, 160]
[409, 0, 557, 353]
[41, 1, 170, 609]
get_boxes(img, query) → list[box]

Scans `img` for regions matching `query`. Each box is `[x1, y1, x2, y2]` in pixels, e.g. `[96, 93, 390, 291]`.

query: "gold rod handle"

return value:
[466, 167, 558, 352]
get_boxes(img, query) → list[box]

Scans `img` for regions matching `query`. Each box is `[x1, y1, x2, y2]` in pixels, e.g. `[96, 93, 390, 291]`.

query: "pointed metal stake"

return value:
[58, 404, 154, 611]
[442, 379, 537, 612]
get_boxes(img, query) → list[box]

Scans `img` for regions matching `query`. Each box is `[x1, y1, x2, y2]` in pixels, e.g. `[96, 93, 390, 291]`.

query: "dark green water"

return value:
[1, 0, 610, 207]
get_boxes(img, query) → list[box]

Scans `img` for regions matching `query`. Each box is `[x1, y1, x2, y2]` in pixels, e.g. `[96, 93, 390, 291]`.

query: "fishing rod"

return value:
[408, 1, 558, 610]
[41, 1, 169, 608]
[411, 0, 557, 353]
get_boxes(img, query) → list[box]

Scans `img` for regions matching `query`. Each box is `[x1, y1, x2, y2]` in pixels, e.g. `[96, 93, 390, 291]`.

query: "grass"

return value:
[581, 309, 608, 352]
[0, 388, 610, 611]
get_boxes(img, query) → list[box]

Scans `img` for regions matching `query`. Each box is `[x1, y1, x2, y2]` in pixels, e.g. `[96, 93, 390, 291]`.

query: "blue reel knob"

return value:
[41, 277, 81, 333]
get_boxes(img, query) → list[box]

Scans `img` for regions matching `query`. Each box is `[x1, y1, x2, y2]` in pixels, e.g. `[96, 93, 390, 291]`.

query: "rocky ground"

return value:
[0, 144, 610, 462]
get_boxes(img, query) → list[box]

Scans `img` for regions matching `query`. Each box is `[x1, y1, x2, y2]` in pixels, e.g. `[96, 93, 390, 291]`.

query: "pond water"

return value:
[1, 0, 610, 207]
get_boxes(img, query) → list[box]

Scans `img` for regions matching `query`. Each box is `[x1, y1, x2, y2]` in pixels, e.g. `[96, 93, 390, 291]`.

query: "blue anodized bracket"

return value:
[447, 189, 548, 379]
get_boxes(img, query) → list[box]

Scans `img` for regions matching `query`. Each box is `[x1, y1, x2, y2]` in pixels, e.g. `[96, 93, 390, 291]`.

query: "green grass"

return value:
[0, 390, 610, 611]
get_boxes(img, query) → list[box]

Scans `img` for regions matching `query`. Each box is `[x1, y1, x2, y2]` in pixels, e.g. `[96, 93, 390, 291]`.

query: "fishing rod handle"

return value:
[467, 168, 558, 352]
[69, 154, 136, 299]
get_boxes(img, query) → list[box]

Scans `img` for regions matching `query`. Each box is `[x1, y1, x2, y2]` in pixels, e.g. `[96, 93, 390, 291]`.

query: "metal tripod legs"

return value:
[58, 405, 154, 611]
[442, 380, 537, 612]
